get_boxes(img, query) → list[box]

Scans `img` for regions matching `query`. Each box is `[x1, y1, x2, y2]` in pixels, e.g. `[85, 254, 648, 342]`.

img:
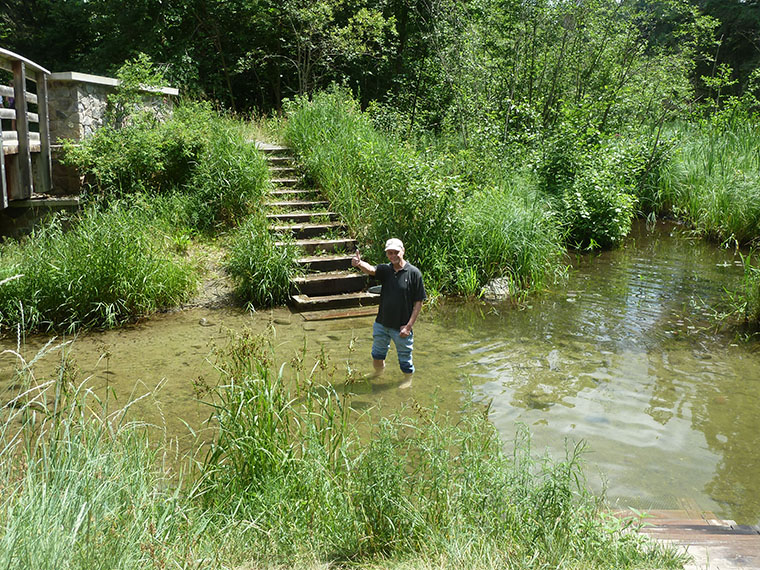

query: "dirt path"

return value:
[183, 243, 237, 309]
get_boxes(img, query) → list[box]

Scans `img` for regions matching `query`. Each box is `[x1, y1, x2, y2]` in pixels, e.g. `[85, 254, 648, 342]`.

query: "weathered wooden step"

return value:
[268, 166, 299, 175]
[265, 200, 330, 209]
[270, 221, 345, 239]
[296, 253, 354, 272]
[269, 189, 320, 198]
[291, 271, 368, 296]
[255, 142, 289, 153]
[299, 307, 378, 321]
[290, 291, 380, 311]
[271, 178, 300, 187]
[265, 155, 294, 164]
[278, 237, 356, 254]
[266, 212, 337, 223]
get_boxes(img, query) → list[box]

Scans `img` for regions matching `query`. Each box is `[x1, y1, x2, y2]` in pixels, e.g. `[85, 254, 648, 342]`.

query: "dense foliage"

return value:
[3, 0, 758, 119]
[0, 203, 197, 332]
[285, 89, 566, 296]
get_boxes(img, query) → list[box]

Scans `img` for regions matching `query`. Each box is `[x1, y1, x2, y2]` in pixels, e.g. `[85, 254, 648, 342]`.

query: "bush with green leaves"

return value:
[536, 127, 659, 249]
[0, 202, 198, 332]
[63, 101, 270, 234]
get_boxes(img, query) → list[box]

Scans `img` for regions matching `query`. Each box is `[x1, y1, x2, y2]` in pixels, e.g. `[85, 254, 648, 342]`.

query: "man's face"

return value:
[386, 248, 404, 266]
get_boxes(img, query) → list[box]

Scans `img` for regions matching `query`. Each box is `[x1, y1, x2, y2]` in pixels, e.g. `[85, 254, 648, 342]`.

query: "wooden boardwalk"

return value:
[626, 509, 760, 569]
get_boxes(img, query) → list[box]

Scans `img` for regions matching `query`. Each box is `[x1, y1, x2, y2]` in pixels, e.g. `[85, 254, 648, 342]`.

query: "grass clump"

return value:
[0, 202, 198, 332]
[657, 119, 760, 245]
[224, 215, 302, 307]
[0, 345, 206, 570]
[0, 331, 689, 568]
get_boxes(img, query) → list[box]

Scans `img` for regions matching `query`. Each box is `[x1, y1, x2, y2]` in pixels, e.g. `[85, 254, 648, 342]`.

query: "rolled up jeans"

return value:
[371, 321, 414, 374]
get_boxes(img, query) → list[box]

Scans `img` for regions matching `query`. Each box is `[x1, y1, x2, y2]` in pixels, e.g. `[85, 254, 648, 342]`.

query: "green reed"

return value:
[196, 329, 689, 568]
[224, 214, 302, 308]
[658, 120, 760, 245]
[0, 202, 198, 332]
[283, 88, 566, 296]
[0, 341, 209, 570]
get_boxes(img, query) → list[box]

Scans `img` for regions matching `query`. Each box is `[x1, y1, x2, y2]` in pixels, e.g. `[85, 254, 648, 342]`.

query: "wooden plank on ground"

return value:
[629, 510, 760, 570]
[299, 307, 378, 321]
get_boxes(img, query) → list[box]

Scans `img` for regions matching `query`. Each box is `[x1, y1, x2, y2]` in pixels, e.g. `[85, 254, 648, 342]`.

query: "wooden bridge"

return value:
[0, 47, 53, 210]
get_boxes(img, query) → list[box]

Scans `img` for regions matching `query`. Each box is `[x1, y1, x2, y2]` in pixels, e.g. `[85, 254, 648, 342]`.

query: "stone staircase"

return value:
[257, 142, 380, 315]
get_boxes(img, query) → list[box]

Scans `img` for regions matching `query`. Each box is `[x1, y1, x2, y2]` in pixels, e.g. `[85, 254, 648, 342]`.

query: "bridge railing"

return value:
[0, 47, 52, 210]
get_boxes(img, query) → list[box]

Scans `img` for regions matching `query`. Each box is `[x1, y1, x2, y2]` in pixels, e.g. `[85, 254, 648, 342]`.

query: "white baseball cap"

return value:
[384, 238, 404, 251]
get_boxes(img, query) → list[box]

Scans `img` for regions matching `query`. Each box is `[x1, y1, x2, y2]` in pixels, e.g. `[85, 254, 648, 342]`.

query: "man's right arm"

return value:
[351, 249, 376, 276]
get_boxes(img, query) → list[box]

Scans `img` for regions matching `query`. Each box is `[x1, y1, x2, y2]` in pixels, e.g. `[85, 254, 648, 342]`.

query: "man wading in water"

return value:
[351, 238, 427, 388]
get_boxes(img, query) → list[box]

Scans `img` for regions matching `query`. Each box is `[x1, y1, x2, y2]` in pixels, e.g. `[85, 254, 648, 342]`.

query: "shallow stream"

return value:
[2, 220, 759, 524]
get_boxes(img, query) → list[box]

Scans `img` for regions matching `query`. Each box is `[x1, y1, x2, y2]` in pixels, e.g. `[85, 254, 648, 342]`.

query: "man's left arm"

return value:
[400, 300, 423, 338]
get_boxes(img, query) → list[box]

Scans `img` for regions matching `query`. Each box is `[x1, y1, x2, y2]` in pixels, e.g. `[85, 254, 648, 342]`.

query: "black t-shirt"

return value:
[374, 262, 427, 329]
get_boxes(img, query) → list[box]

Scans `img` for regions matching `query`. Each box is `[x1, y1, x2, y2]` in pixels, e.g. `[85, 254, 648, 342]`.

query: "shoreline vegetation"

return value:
[2, 90, 760, 333]
[0, 330, 690, 569]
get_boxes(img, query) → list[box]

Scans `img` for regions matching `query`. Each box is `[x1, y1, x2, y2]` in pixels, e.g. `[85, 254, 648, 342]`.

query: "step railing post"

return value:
[34, 70, 52, 194]
[12, 60, 33, 199]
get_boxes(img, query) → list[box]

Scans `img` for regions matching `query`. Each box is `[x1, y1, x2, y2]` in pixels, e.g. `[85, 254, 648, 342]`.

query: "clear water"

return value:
[2, 220, 758, 524]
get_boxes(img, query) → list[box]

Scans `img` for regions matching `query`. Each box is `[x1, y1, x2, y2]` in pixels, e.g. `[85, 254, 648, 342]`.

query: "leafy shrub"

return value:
[63, 101, 270, 234]
[0, 202, 198, 332]
[537, 129, 650, 249]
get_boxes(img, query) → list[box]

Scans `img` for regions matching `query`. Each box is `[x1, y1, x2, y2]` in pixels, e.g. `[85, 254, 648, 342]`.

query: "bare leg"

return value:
[373, 359, 385, 377]
[399, 373, 413, 389]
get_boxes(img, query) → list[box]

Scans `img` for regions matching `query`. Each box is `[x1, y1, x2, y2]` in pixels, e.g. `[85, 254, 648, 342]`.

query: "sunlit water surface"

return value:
[2, 220, 758, 524]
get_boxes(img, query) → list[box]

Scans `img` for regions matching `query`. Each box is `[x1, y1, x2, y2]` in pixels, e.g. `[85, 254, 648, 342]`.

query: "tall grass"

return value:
[196, 329, 689, 568]
[224, 215, 302, 307]
[0, 343, 207, 570]
[0, 331, 689, 568]
[658, 120, 760, 245]
[0, 202, 198, 332]
[284, 88, 566, 296]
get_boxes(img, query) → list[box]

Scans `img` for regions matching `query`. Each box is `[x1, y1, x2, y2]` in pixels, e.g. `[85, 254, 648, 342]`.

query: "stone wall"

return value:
[47, 72, 179, 143]
[46, 72, 178, 194]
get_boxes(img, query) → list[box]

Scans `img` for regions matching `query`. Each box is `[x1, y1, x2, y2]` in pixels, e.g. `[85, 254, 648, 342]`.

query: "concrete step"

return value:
[270, 221, 345, 239]
[265, 200, 330, 210]
[266, 211, 337, 223]
[271, 178, 299, 187]
[290, 291, 380, 311]
[278, 237, 357, 254]
[291, 271, 367, 296]
[296, 253, 354, 272]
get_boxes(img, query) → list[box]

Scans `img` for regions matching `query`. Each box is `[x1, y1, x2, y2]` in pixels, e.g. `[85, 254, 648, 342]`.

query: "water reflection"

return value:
[440, 221, 759, 524]
[2, 221, 759, 524]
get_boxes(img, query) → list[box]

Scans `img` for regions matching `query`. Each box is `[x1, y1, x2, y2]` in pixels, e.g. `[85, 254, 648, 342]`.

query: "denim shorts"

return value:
[371, 321, 414, 374]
